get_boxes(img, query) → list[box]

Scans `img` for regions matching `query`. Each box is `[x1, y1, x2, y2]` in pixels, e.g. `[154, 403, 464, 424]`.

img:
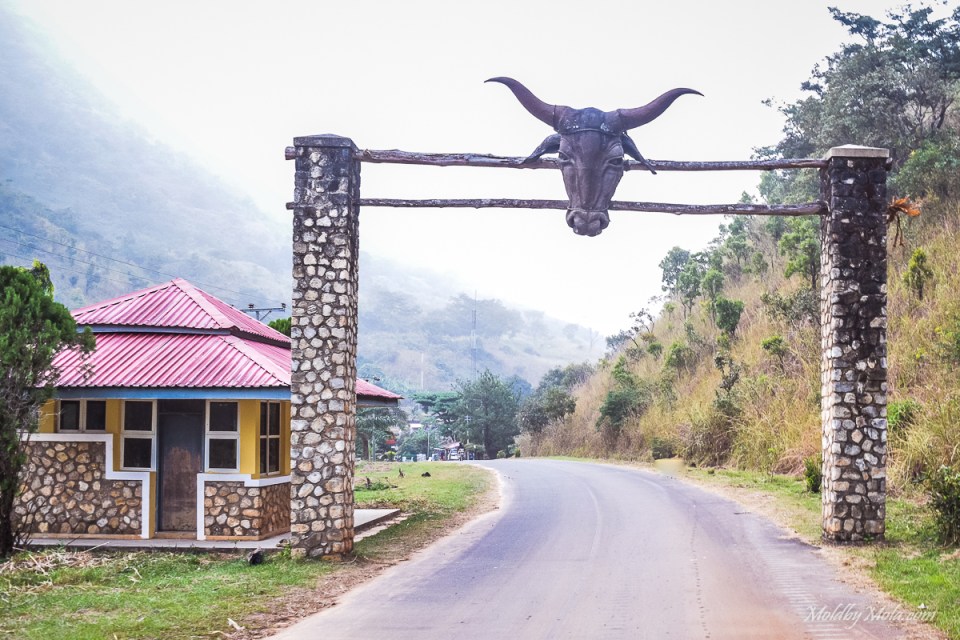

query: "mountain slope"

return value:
[0, 6, 592, 391]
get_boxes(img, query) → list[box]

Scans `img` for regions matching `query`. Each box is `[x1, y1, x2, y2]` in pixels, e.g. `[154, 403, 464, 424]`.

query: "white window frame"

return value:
[120, 399, 157, 471]
[205, 400, 240, 472]
[56, 399, 108, 433]
[260, 401, 282, 476]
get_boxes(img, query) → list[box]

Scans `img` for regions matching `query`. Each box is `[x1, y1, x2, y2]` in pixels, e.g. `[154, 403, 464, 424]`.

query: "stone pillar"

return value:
[287, 135, 360, 559]
[819, 145, 890, 543]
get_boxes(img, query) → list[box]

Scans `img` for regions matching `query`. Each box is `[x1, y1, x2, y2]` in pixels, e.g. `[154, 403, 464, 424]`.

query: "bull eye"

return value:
[558, 151, 572, 165]
[606, 156, 624, 167]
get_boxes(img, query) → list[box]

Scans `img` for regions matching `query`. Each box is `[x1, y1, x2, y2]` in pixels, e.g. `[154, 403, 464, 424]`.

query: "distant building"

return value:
[17, 278, 399, 541]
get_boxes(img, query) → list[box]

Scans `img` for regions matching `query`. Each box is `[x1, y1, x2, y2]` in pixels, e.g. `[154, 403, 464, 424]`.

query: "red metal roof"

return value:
[55, 278, 402, 402]
[54, 333, 290, 389]
[356, 378, 403, 401]
[72, 278, 289, 346]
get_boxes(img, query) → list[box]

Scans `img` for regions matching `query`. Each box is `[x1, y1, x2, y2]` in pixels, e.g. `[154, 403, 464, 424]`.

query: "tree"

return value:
[715, 298, 746, 337]
[722, 217, 753, 269]
[664, 340, 694, 380]
[779, 217, 820, 290]
[356, 407, 407, 460]
[1, 263, 93, 557]
[397, 427, 431, 460]
[454, 370, 520, 459]
[268, 317, 291, 336]
[412, 391, 461, 435]
[676, 261, 703, 318]
[538, 362, 594, 390]
[759, 4, 960, 202]
[596, 356, 652, 444]
[518, 387, 576, 438]
[903, 247, 934, 300]
[659, 246, 692, 293]
[701, 269, 724, 321]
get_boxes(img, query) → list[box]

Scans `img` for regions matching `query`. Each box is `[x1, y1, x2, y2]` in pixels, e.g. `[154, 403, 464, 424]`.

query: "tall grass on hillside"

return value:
[530, 198, 960, 492]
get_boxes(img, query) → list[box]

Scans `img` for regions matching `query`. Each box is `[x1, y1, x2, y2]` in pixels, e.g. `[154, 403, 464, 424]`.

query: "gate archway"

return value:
[285, 134, 889, 559]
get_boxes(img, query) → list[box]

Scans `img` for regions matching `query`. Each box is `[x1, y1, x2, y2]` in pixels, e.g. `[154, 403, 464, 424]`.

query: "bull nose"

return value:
[566, 209, 610, 237]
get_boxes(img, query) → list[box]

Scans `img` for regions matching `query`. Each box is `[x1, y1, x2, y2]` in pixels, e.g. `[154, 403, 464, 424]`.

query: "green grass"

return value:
[0, 461, 491, 640]
[354, 461, 490, 513]
[1, 550, 328, 639]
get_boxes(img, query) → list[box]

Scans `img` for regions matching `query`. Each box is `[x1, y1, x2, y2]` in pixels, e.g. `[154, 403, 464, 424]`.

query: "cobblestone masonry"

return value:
[16, 440, 142, 536]
[819, 145, 890, 543]
[287, 135, 360, 559]
[203, 481, 290, 539]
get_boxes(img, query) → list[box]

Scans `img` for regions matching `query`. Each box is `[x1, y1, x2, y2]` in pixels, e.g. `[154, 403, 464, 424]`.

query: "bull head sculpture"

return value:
[487, 77, 702, 237]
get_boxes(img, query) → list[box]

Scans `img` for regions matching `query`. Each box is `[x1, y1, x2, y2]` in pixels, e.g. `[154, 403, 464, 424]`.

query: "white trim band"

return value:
[195, 474, 291, 540]
[24, 433, 151, 539]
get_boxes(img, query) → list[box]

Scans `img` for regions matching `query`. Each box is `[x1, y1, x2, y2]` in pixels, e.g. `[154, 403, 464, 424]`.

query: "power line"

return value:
[0, 222, 257, 302]
[0, 249, 149, 290]
[0, 240, 247, 308]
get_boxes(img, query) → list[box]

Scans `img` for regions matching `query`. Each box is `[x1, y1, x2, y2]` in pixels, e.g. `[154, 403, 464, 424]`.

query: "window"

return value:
[259, 402, 282, 475]
[57, 400, 107, 432]
[206, 401, 239, 471]
[121, 400, 155, 470]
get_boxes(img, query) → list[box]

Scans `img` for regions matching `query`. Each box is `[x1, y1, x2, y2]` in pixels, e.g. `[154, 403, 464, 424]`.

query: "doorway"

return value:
[157, 399, 204, 532]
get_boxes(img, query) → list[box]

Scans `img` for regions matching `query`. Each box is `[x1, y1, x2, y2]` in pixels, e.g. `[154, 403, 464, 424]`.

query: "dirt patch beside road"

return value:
[230, 465, 501, 639]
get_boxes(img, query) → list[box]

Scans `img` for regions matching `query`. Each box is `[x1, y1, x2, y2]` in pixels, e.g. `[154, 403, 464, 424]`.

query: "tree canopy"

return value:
[0, 263, 94, 557]
[453, 370, 520, 459]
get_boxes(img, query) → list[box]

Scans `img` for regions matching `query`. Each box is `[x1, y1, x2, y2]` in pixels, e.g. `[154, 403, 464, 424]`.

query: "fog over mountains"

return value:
[0, 8, 596, 392]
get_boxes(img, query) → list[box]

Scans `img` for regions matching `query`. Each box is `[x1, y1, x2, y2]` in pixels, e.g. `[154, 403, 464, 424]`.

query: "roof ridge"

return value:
[173, 279, 234, 330]
[73, 279, 175, 317]
[221, 335, 290, 385]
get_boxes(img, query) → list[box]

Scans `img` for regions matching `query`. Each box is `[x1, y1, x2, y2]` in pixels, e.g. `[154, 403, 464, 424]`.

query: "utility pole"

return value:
[472, 291, 478, 379]
[241, 303, 287, 322]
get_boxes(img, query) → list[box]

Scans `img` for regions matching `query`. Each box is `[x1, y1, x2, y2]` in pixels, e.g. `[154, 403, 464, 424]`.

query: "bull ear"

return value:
[523, 134, 562, 163]
[621, 133, 657, 175]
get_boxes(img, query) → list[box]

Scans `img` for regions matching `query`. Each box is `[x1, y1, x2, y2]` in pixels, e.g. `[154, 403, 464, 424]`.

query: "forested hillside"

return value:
[0, 5, 591, 391]
[521, 5, 960, 493]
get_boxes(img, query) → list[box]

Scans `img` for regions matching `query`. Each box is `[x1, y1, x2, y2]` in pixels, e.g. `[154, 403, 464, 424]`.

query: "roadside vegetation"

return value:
[516, 7, 960, 637]
[517, 2, 960, 529]
[0, 461, 492, 640]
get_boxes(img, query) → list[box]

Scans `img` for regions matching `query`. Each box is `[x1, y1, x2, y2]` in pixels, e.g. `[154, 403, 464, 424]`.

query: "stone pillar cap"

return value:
[293, 134, 357, 149]
[824, 144, 889, 159]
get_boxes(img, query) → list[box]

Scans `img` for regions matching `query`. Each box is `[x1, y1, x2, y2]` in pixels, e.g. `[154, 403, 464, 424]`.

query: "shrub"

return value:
[596, 386, 648, 442]
[804, 454, 822, 493]
[927, 466, 960, 545]
[715, 298, 745, 337]
[902, 248, 934, 301]
[761, 335, 787, 369]
[887, 398, 921, 435]
[651, 437, 677, 460]
[496, 450, 507, 459]
[680, 406, 736, 467]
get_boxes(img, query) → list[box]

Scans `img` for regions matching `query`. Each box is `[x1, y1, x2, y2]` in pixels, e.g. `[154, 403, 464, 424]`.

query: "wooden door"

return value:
[157, 400, 204, 532]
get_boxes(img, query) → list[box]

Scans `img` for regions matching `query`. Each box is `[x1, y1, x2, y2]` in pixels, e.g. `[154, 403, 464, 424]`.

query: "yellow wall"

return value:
[38, 400, 56, 433]
[44, 397, 290, 479]
[238, 399, 259, 475]
[240, 400, 291, 479]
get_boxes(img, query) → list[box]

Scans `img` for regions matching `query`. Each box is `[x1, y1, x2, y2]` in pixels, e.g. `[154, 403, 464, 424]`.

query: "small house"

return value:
[18, 278, 400, 541]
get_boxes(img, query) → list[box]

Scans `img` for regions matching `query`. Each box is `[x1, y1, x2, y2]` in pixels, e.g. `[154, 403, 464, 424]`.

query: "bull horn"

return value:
[616, 88, 703, 131]
[486, 77, 563, 130]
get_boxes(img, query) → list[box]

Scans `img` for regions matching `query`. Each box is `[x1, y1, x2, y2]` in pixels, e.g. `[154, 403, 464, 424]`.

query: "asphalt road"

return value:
[271, 459, 912, 640]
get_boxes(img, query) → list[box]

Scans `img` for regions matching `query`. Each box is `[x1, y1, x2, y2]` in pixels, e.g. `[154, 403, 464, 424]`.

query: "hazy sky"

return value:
[8, 0, 908, 335]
